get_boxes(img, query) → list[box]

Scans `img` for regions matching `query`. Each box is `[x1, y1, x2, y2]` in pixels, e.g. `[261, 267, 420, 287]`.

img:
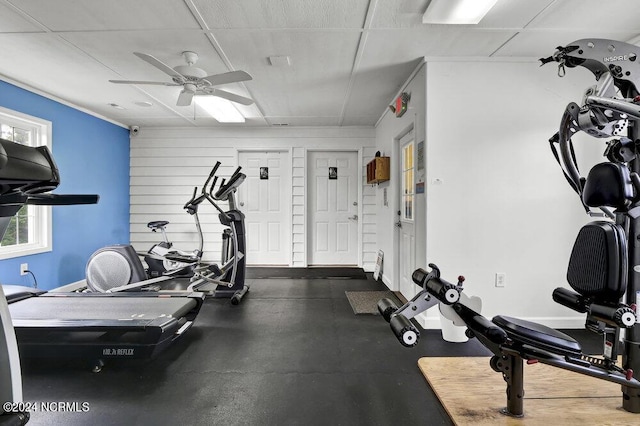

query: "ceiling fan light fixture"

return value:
[195, 96, 245, 123]
[422, 0, 498, 25]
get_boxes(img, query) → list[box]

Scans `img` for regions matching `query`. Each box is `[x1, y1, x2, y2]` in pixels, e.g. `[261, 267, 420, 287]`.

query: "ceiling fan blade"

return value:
[202, 70, 252, 86]
[177, 89, 195, 107]
[109, 79, 181, 86]
[133, 52, 185, 82]
[204, 88, 254, 105]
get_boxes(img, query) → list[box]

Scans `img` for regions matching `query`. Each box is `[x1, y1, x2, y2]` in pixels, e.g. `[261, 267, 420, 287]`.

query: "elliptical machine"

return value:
[378, 38, 640, 417]
[85, 161, 249, 304]
[185, 162, 248, 305]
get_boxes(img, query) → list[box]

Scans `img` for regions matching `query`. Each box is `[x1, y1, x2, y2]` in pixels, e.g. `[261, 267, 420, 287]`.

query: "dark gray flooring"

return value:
[18, 276, 598, 425]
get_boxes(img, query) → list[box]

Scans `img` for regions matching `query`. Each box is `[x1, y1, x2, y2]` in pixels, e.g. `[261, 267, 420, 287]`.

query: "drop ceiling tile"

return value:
[341, 115, 381, 126]
[477, 0, 556, 29]
[59, 30, 225, 79]
[0, 2, 44, 32]
[361, 27, 516, 66]
[193, 0, 370, 29]
[370, 0, 555, 29]
[8, 0, 200, 31]
[343, 59, 421, 122]
[213, 29, 360, 117]
[369, 0, 430, 29]
[495, 30, 640, 58]
[528, 0, 640, 31]
[265, 116, 341, 126]
[0, 33, 125, 106]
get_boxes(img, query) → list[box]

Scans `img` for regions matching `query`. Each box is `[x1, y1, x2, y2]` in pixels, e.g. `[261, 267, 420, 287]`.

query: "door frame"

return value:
[393, 124, 415, 291]
[236, 148, 293, 266]
[304, 148, 363, 267]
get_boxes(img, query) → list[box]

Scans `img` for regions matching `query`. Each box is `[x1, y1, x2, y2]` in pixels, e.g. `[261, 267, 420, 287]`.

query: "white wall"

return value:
[375, 63, 427, 289]
[376, 59, 603, 328]
[129, 126, 377, 269]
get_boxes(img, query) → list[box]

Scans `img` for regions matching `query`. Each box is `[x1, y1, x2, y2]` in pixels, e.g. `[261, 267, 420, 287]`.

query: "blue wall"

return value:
[0, 80, 130, 289]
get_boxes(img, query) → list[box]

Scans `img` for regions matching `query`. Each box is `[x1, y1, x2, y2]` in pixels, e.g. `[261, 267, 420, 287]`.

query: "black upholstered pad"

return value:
[493, 315, 582, 356]
[567, 221, 626, 301]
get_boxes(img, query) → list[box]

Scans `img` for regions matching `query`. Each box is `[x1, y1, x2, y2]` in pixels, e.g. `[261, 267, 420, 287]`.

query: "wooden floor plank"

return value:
[418, 357, 639, 426]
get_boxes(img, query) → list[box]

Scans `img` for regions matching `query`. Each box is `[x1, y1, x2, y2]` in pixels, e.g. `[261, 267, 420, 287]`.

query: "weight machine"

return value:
[379, 39, 640, 416]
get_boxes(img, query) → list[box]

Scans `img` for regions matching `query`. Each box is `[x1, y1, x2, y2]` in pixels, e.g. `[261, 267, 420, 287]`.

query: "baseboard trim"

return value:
[381, 273, 395, 290]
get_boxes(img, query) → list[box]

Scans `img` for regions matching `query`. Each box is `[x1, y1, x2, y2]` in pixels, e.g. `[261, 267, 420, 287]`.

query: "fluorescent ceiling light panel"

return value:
[195, 97, 245, 123]
[423, 0, 498, 24]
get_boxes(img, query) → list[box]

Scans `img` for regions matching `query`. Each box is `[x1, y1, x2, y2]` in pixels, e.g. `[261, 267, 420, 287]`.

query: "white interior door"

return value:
[398, 133, 416, 298]
[237, 151, 290, 265]
[308, 151, 358, 265]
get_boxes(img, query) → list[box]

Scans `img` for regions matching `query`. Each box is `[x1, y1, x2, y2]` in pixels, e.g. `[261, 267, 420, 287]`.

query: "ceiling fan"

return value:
[109, 51, 254, 107]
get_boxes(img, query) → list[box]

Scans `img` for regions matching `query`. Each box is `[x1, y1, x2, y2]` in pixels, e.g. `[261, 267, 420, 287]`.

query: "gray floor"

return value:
[20, 274, 595, 425]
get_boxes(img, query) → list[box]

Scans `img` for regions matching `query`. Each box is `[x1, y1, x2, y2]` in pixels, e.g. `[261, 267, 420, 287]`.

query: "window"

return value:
[402, 141, 414, 221]
[0, 106, 52, 259]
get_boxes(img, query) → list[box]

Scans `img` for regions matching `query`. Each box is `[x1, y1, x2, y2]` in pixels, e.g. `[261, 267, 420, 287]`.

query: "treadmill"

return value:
[4, 286, 203, 371]
[0, 137, 204, 373]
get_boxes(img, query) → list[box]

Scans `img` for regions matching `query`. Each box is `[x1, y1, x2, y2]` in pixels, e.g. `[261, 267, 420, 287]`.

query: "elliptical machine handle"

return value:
[200, 162, 221, 195]
[183, 187, 198, 209]
[230, 166, 242, 179]
[209, 161, 221, 178]
[209, 176, 219, 197]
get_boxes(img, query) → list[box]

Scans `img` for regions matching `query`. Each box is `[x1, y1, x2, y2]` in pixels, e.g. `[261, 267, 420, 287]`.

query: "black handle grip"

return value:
[390, 314, 420, 347]
[209, 161, 221, 177]
[230, 166, 242, 178]
[377, 298, 398, 323]
[412, 268, 428, 286]
[552, 287, 587, 313]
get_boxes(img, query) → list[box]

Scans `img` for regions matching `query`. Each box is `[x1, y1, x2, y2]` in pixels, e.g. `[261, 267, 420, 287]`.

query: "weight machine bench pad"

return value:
[493, 315, 582, 357]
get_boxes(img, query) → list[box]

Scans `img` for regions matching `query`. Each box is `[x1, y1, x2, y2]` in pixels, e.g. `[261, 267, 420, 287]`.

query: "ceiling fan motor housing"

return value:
[173, 65, 207, 81]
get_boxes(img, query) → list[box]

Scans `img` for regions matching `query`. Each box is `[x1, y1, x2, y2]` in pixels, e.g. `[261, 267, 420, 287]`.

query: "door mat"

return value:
[247, 267, 367, 279]
[345, 290, 403, 315]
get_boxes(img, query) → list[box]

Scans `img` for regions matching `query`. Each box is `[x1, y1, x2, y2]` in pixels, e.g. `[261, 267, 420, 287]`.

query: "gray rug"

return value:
[345, 290, 403, 315]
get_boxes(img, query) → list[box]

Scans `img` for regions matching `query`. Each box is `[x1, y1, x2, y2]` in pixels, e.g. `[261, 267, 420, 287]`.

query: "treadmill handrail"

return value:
[26, 193, 99, 205]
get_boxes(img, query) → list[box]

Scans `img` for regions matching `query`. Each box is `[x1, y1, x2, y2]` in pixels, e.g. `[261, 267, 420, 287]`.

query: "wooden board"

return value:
[418, 357, 639, 426]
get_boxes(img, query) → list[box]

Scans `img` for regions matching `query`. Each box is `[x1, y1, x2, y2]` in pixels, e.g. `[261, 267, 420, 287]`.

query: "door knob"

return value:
[348, 215, 358, 221]
[239, 202, 245, 206]
[395, 220, 402, 228]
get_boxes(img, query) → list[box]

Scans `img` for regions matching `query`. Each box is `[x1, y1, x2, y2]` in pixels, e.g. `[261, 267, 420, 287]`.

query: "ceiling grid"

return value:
[0, 0, 638, 127]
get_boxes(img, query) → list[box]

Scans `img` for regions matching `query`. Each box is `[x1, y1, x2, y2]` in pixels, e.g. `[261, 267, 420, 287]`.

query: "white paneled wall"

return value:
[362, 145, 379, 267]
[130, 127, 377, 270]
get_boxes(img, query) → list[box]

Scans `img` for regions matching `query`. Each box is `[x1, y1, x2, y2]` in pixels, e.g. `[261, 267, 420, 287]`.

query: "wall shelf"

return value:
[366, 156, 390, 184]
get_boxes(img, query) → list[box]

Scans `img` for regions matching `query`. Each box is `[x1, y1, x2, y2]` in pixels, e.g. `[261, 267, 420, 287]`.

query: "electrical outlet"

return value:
[20, 263, 28, 276]
[495, 272, 506, 288]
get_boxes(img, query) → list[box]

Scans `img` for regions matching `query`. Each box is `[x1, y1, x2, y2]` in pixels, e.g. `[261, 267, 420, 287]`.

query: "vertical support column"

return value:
[0, 286, 23, 411]
[500, 354, 525, 417]
[623, 151, 640, 413]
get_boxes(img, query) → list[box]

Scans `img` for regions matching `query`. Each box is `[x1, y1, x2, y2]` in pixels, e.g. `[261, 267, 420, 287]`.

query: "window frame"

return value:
[401, 140, 415, 222]
[0, 106, 53, 260]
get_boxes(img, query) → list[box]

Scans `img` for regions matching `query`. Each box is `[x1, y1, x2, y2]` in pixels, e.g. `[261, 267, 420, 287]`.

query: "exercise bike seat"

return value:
[148, 220, 169, 229]
[493, 315, 582, 357]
